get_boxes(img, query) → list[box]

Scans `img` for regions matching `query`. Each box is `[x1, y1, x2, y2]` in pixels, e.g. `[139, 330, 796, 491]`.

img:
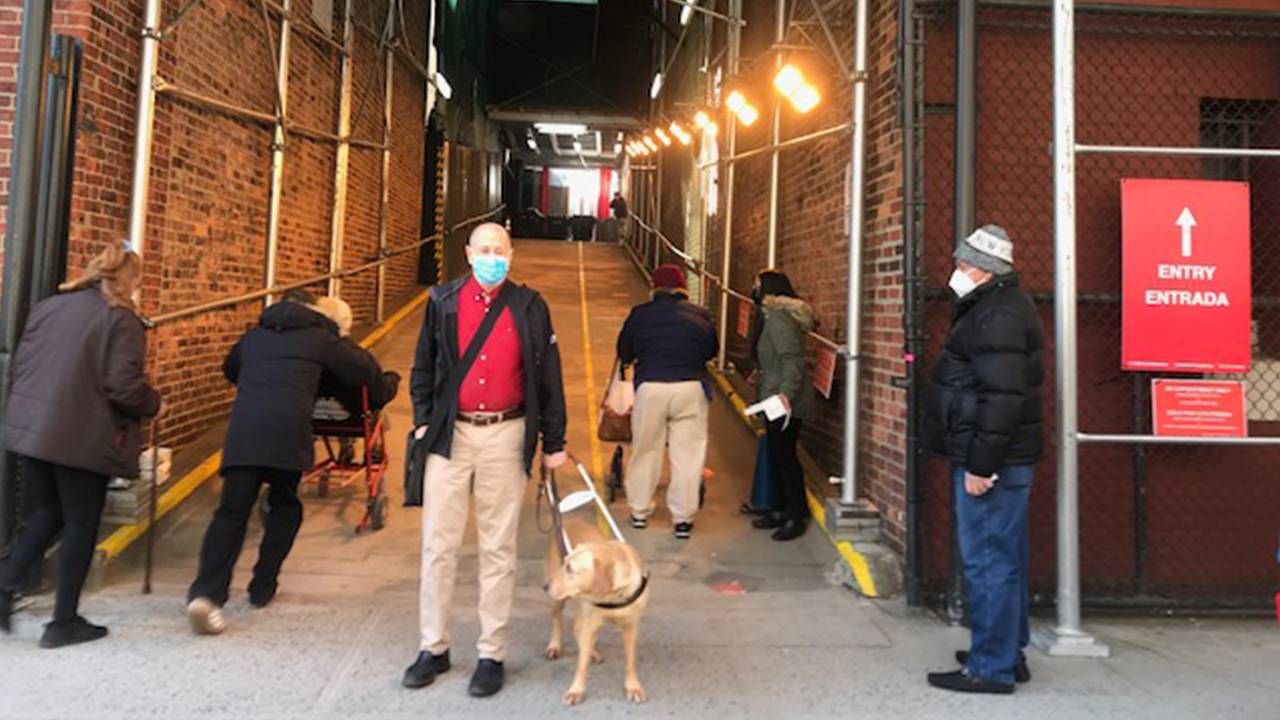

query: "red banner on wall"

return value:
[737, 300, 751, 338]
[1121, 178, 1252, 373]
[1151, 379, 1246, 438]
[810, 343, 837, 399]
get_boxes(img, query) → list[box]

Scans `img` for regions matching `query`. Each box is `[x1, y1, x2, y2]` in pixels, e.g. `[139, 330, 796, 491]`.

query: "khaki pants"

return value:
[419, 418, 526, 661]
[625, 381, 709, 524]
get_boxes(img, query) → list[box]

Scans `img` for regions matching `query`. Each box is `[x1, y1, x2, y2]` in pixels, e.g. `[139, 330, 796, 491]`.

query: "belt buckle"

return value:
[471, 412, 498, 426]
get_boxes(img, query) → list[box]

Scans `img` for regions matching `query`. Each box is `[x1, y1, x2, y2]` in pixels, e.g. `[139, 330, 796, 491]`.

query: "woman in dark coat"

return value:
[748, 271, 817, 542]
[0, 245, 161, 648]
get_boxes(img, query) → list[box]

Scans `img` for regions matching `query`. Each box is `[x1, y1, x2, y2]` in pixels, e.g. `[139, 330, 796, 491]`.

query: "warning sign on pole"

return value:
[810, 343, 837, 399]
[1121, 178, 1252, 373]
[1151, 379, 1246, 438]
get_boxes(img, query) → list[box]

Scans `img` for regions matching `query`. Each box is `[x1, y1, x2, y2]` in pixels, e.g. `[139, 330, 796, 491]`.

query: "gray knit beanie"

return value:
[954, 224, 1014, 275]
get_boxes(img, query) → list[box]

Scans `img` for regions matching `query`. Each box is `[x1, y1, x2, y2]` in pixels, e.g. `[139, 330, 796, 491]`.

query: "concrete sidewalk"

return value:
[0, 242, 1276, 720]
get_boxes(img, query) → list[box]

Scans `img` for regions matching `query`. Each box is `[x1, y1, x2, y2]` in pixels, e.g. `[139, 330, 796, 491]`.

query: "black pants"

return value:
[0, 456, 107, 621]
[188, 467, 302, 606]
[766, 418, 810, 522]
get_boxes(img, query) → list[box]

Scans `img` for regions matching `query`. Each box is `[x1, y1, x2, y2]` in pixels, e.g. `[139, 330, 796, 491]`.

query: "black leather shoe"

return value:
[752, 512, 785, 529]
[468, 659, 505, 697]
[956, 650, 1031, 683]
[771, 519, 807, 541]
[927, 669, 1014, 694]
[402, 650, 451, 689]
[248, 581, 277, 609]
[39, 616, 109, 649]
[0, 589, 12, 634]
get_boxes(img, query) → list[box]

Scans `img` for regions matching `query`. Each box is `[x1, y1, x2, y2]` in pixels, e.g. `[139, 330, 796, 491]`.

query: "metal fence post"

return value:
[716, 0, 741, 370]
[376, 41, 395, 321]
[328, 0, 354, 298]
[1032, 0, 1110, 658]
[766, 0, 785, 268]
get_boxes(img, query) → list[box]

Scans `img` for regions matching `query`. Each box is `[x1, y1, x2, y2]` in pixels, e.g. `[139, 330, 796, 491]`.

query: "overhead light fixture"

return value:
[643, 136, 659, 152]
[704, 121, 718, 136]
[573, 138, 583, 153]
[693, 110, 710, 128]
[650, 72, 664, 99]
[435, 72, 453, 100]
[526, 134, 538, 152]
[654, 128, 672, 146]
[670, 121, 692, 145]
[680, 0, 697, 26]
[534, 122, 588, 136]
[773, 64, 821, 113]
[613, 142, 623, 155]
[726, 90, 759, 127]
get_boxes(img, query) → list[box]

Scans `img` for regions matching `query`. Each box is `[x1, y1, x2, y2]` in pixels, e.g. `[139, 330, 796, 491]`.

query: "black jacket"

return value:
[410, 277, 567, 475]
[925, 274, 1045, 477]
[317, 338, 400, 415]
[222, 301, 380, 472]
[3, 289, 160, 479]
[616, 292, 718, 389]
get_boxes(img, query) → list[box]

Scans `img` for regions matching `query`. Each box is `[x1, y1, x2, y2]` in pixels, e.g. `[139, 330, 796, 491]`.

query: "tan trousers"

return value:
[418, 418, 526, 661]
[625, 381, 709, 524]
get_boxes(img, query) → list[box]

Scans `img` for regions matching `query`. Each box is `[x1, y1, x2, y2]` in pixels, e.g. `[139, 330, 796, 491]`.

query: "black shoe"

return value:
[248, 582, 277, 609]
[927, 669, 1014, 694]
[402, 650, 451, 689]
[956, 650, 1031, 683]
[468, 659, 505, 698]
[739, 503, 769, 516]
[752, 512, 784, 529]
[771, 520, 807, 541]
[629, 515, 647, 529]
[674, 522, 693, 540]
[0, 589, 12, 634]
[39, 616, 109, 649]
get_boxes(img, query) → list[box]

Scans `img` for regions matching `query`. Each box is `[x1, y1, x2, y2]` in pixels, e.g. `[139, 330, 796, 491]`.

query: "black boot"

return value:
[771, 519, 807, 541]
[402, 649, 451, 689]
[468, 659, 505, 697]
[248, 580, 278, 609]
[39, 616, 109, 649]
[0, 589, 12, 634]
[956, 650, 1031, 683]
[752, 512, 785, 529]
[927, 669, 1014, 694]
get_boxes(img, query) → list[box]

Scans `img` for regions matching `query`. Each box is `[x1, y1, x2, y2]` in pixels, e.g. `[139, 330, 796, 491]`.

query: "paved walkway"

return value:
[0, 242, 1277, 719]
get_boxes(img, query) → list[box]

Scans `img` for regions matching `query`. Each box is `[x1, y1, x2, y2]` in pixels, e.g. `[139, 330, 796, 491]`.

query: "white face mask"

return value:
[948, 268, 978, 299]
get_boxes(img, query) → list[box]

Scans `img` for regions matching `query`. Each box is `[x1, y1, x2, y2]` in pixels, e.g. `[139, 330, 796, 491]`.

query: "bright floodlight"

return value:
[650, 72, 664, 99]
[773, 65, 804, 97]
[790, 84, 820, 113]
[693, 110, 710, 128]
[534, 122, 588, 135]
[435, 72, 453, 100]
[654, 128, 672, 146]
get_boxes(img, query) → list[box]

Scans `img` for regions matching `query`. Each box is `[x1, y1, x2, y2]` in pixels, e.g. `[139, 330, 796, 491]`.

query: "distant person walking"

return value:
[747, 271, 816, 542]
[925, 225, 1044, 695]
[616, 264, 718, 539]
[609, 192, 629, 219]
[0, 245, 160, 648]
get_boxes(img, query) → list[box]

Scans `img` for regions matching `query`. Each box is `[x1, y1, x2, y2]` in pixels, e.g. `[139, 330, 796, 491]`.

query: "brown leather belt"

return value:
[456, 407, 525, 426]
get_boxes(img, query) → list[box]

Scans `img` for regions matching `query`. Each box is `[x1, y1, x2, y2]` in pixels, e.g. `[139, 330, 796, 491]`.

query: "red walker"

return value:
[303, 386, 390, 533]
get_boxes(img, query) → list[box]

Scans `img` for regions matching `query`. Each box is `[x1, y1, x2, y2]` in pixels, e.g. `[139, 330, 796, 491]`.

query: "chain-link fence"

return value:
[917, 2, 1280, 608]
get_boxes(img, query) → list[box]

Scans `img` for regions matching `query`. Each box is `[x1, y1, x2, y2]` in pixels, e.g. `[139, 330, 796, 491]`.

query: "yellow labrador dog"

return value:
[545, 514, 650, 706]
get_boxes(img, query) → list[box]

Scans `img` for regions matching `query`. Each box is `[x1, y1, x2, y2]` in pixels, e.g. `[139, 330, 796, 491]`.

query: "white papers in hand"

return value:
[744, 394, 788, 422]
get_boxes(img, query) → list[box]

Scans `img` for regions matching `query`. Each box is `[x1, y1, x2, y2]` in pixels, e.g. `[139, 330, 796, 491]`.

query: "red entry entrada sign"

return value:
[1121, 178, 1252, 373]
[1151, 379, 1246, 438]
[810, 343, 837, 399]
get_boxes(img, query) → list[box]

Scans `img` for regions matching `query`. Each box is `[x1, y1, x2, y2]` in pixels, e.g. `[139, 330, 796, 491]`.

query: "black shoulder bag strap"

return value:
[427, 282, 514, 433]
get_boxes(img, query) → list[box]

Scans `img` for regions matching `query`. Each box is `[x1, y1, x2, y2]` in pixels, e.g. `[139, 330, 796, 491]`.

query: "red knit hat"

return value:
[652, 264, 687, 290]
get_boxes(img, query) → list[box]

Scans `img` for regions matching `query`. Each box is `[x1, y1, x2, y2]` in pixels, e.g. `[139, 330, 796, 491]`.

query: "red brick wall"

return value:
[0, 0, 429, 449]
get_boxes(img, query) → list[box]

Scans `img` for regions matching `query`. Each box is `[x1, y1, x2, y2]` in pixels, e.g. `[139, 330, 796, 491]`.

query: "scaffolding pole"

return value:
[376, 40, 395, 321]
[263, 0, 293, 303]
[766, 0, 785, 268]
[127, 0, 162, 255]
[716, 0, 742, 370]
[328, 0, 354, 298]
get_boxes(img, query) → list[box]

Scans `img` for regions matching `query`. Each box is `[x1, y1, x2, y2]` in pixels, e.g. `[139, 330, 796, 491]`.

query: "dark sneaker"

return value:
[629, 515, 647, 529]
[39, 616, 109, 649]
[468, 659, 505, 697]
[674, 522, 693, 540]
[771, 520, 807, 542]
[927, 669, 1014, 695]
[0, 589, 12, 634]
[402, 650, 451, 689]
[248, 582, 278, 609]
[956, 650, 1031, 683]
[752, 512, 785, 530]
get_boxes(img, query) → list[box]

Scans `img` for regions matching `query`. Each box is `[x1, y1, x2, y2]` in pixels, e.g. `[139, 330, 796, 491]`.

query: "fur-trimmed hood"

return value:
[762, 295, 816, 331]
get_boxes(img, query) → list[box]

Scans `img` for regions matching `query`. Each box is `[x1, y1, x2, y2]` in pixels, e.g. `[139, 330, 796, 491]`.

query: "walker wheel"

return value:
[370, 495, 387, 531]
[317, 472, 330, 498]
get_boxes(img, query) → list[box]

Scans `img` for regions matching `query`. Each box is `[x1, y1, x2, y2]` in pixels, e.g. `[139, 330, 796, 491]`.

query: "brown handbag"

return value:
[597, 362, 633, 443]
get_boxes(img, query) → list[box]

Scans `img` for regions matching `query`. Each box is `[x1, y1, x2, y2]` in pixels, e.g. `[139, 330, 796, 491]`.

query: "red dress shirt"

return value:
[456, 276, 525, 413]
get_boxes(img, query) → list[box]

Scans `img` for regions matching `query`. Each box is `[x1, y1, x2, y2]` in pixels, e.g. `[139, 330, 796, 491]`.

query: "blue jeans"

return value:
[953, 463, 1033, 685]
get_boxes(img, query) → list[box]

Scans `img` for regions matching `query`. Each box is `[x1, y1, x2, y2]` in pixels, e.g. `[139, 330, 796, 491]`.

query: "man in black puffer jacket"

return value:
[187, 290, 380, 636]
[924, 225, 1045, 695]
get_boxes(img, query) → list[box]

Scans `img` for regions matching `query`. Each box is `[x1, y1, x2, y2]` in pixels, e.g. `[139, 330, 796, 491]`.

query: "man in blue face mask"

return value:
[405, 223, 568, 698]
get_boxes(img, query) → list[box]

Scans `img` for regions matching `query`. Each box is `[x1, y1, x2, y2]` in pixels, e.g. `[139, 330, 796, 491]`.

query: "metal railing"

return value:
[143, 205, 504, 327]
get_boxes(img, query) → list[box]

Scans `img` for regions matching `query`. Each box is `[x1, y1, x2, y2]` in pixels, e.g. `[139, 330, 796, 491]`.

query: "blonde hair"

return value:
[58, 244, 142, 311]
[313, 295, 353, 337]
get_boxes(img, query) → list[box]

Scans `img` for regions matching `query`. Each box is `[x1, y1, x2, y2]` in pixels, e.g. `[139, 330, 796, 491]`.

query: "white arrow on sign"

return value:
[1176, 207, 1197, 258]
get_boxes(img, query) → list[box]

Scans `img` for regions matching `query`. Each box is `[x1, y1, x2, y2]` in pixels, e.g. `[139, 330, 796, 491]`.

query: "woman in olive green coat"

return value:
[748, 271, 816, 541]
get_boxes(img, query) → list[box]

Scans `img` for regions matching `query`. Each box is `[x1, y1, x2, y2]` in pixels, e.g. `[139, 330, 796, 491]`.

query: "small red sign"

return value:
[1151, 379, 1246, 438]
[811, 343, 837, 399]
[1122, 178, 1252, 373]
[736, 300, 751, 338]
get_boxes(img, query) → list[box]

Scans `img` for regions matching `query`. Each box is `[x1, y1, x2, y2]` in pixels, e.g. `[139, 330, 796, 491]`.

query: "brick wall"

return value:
[0, 0, 430, 449]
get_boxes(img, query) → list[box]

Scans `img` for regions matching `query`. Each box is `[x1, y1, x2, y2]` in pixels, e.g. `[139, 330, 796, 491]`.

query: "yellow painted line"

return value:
[576, 243, 610, 534]
[707, 365, 878, 598]
[96, 291, 429, 562]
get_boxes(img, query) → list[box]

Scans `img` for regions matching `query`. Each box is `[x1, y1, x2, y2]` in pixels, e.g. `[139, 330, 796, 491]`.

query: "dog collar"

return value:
[592, 573, 649, 610]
